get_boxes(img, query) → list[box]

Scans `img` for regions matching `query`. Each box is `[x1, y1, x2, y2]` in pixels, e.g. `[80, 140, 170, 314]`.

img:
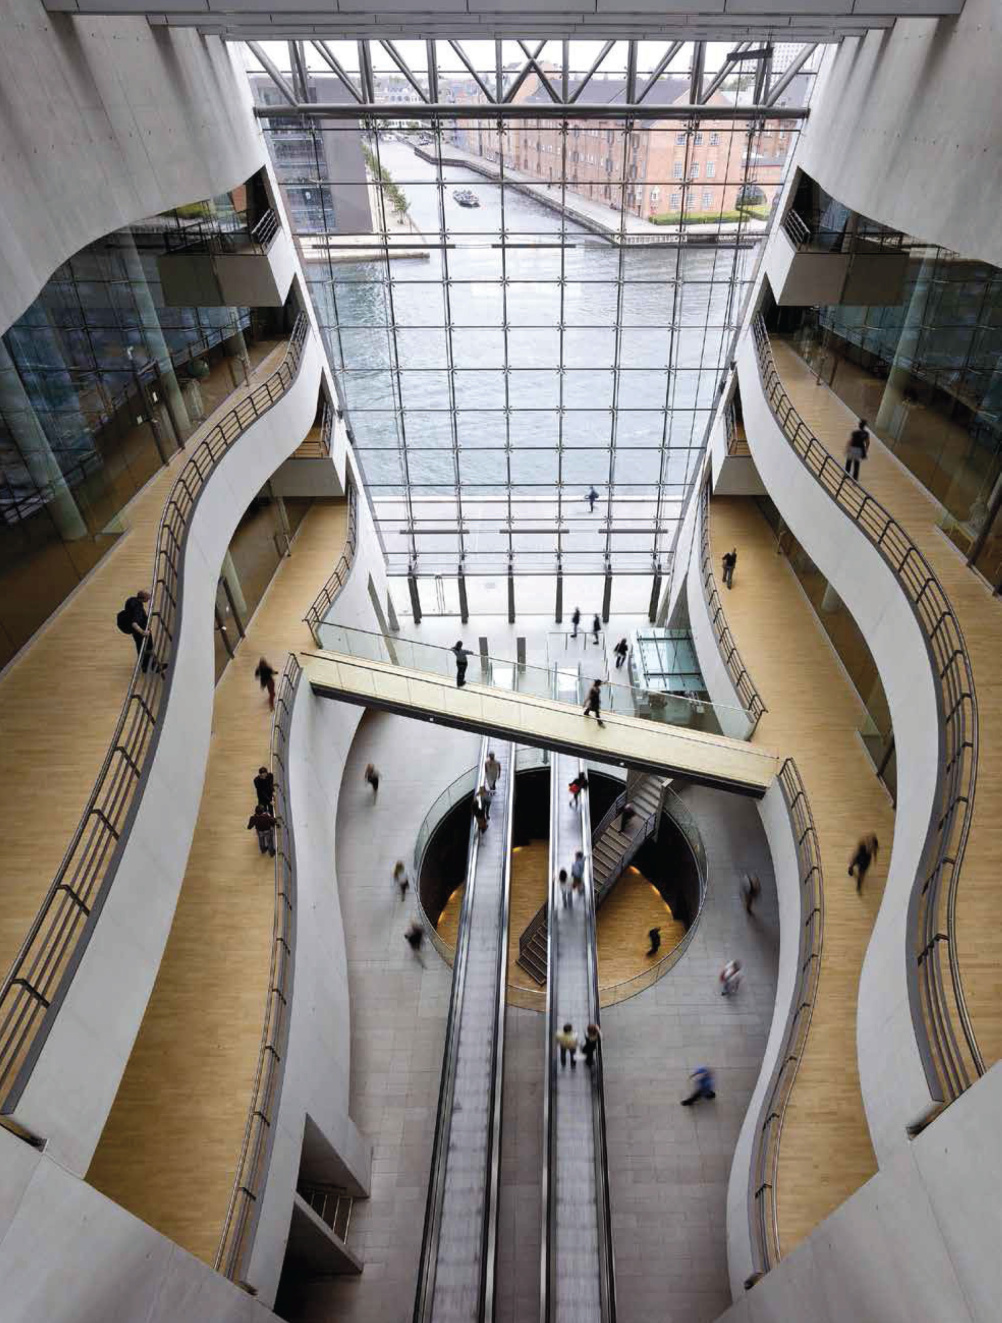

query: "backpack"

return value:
[116, 607, 133, 635]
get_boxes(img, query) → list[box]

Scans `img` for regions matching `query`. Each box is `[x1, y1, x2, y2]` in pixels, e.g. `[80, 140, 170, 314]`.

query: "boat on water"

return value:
[453, 189, 481, 208]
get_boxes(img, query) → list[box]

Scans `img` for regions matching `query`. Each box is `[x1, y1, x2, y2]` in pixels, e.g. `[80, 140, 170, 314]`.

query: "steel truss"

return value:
[249, 37, 815, 120]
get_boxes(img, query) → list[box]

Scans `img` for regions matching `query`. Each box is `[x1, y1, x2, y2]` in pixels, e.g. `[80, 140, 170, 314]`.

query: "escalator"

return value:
[541, 665, 616, 1322]
[413, 715, 515, 1323]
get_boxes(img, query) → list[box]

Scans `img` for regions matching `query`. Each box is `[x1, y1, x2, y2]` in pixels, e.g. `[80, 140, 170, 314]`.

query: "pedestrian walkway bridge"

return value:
[299, 640, 778, 798]
[414, 726, 514, 1323]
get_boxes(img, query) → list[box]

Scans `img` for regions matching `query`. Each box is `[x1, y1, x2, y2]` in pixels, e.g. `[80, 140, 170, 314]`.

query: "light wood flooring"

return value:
[86, 499, 348, 1264]
[708, 492, 890, 1255]
[0, 341, 285, 988]
[773, 339, 1002, 1077]
[438, 839, 686, 1000]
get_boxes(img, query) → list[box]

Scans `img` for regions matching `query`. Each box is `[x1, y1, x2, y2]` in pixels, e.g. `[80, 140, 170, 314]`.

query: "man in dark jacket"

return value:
[118, 589, 164, 674]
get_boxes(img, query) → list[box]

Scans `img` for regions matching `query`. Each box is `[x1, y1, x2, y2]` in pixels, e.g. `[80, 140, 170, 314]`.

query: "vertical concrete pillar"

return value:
[117, 232, 191, 445]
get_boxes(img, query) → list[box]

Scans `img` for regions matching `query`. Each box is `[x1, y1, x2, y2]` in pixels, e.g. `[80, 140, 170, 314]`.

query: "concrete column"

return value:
[221, 550, 248, 619]
[874, 251, 938, 440]
[116, 232, 191, 445]
[0, 340, 87, 540]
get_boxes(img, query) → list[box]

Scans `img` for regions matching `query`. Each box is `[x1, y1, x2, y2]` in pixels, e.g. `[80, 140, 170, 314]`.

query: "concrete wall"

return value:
[0, 1127, 278, 1323]
[246, 457, 387, 1304]
[11, 327, 325, 1173]
[718, 1062, 1002, 1323]
[735, 326, 941, 1161]
[0, 0, 265, 334]
[798, 0, 1002, 267]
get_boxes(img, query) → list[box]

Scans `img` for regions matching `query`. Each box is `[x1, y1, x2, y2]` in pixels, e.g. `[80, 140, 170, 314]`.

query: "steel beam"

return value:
[447, 39, 496, 104]
[766, 44, 818, 107]
[568, 39, 616, 104]
[246, 42, 298, 108]
[310, 40, 364, 104]
[379, 39, 429, 103]
[255, 102, 806, 122]
[635, 41, 684, 105]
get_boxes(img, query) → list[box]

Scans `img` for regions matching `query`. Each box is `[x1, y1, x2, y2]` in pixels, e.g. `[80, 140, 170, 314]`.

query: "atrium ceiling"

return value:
[43, 1, 965, 42]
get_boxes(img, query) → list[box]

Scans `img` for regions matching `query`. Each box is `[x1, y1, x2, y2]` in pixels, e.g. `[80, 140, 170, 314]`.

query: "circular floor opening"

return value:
[418, 766, 705, 1008]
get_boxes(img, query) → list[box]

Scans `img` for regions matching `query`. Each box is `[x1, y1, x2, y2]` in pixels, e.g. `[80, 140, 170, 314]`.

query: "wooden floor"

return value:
[87, 499, 348, 1265]
[439, 840, 686, 1000]
[708, 492, 890, 1255]
[0, 341, 284, 990]
[772, 338, 1002, 1078]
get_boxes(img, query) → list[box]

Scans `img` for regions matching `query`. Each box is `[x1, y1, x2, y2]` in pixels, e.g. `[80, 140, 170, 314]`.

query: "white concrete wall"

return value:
[665, 480, 700, 625]
[246, 461, 387, 1304]
[11, 328, 325, 1173]
[735, 327, 941, 1161]
[0, 0, 265, 334]
[215, 227, 297, 309]
[0, 1127, 278, 1323]
[725, 779, 804, 1300]
[718, 1062, 1002, 1323]
[798, 0, 1002, 267]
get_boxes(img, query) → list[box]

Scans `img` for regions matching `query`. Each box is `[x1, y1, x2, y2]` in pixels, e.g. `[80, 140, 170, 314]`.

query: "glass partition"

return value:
[312, 620, 755, 739]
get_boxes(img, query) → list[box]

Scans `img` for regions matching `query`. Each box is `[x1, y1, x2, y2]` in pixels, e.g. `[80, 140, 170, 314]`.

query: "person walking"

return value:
[556, 1023, 578, 1068]
[472, 786, 490, 833]
[558, 867, 572, 909]
[253, 766, 274, 809]
[646, 926, 661, 958]
[571, 606, 581, 639]
[364, 763, 380, 795]
[255, 657, 277, 711]
[117, 589, 165, 675]
[393, 861, 410, 900]
[722, 548, 737, 590]
[613, 637, 629, 670]
[568, 771, 589, 810]
[617, 801, 636, 834]
[742, 873, 762, 916]
[583, 680, 605, 728]
[570, 850, 586, 906]
[720, 959, 742, 997]
[247, 804, 279, 857]
[681, 1065, 716, 1106]
[845, 418, 870, 481]
[452, 640, 474, 687]
[591, 613, 601, 644]
[484, 750, 501, 793]
[581, 1023, 602, 1069]
[848, 833, 879, 892]
[586, 486, 599, 513]
[404, 921, 425, 957]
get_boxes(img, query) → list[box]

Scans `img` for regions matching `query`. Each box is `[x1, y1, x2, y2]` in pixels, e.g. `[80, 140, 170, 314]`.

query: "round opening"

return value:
[418, 767, 705, 1008]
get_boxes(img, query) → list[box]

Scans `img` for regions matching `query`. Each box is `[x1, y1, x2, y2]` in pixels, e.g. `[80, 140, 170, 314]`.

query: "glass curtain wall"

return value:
[253, 41, 816, 613]
[0, 196, 256, 668]
[781, 185, 1002, 590]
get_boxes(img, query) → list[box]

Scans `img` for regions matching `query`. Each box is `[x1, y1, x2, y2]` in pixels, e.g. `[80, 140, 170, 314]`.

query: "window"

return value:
[694, 132, 703, 145]
[650, 187, 660, 203]
[709, 132, 720, 146]
[605, 158, 613, 173]
[670, 191, 681, 208]
[701, 190, 712, 209]
[689, 162, 700, 179]
[675, 131, 686, 145]
[672, 161, 684, 179]
[705, 160, 716, 179]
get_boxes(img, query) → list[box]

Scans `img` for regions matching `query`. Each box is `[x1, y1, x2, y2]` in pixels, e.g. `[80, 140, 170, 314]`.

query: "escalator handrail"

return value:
[580, 765, 617, 1323]
[540, 753, 560, 1323]
[413, 733, 490, 1323]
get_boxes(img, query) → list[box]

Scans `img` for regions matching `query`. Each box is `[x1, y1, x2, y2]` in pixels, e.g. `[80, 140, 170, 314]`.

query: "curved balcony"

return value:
[747, 318, 980, 1134]
[1, 316, 323, 1169]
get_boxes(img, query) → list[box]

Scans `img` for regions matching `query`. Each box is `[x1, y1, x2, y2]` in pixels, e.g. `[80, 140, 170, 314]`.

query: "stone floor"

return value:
[288, 658, 779, 1323]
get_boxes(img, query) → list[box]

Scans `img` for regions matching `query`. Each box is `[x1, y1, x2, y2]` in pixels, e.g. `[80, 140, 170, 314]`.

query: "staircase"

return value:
[516, 772, 668, 986]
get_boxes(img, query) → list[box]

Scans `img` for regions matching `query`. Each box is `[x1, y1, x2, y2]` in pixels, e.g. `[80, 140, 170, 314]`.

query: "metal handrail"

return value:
[747, 758, 823, 1274]
[163, 208, 281, 256]
[579, 764, 617, 1323]
[698, 479, 767, 734]
[250, 208, 281, 249]
[303, 481, 358, 641]
[0, 315, 310, 1119]
[752, 315, 981, 1106]
[781, 208, 811, 249]
[412, 735, 491, 1322]
[216, 653, 303, 1283]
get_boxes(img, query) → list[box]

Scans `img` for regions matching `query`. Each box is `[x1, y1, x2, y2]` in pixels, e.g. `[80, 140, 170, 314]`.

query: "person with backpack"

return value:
[845, 418, 870, 481]
[583, 679, 605, 728]
[613, 637, 629, 670]
[247, 804, 279, 856]
[117, 589, 164, 675]
[722, 548, 737, 590]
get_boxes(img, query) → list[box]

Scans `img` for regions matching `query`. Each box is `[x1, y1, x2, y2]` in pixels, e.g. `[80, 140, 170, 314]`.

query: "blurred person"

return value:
[255, 657, 277, 711]
[364, 763, 380, 794]
[558, 868, 572, 910]
[484, 750, 501, 792]
[253, 765, 274, 809]
[393, 861, 410, 900]
[722, 548, 737, 590]
[247, 804, 279, 857]
[720, 959, 742, 997]
[581, 1023, 602, 1068]
[681, 1065, 716, 1106]
[646, 926, 661, 958]
[571, 606, 581, 639]
[613, 637, 629, 670]
[848, 833, 879, 892]
[583, 679, 605, 728]
[742, 873, 762, 916]
[845, 418, 870, 480]
[452, 640, 474, 688]
[556, 1022, 578, 1068]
